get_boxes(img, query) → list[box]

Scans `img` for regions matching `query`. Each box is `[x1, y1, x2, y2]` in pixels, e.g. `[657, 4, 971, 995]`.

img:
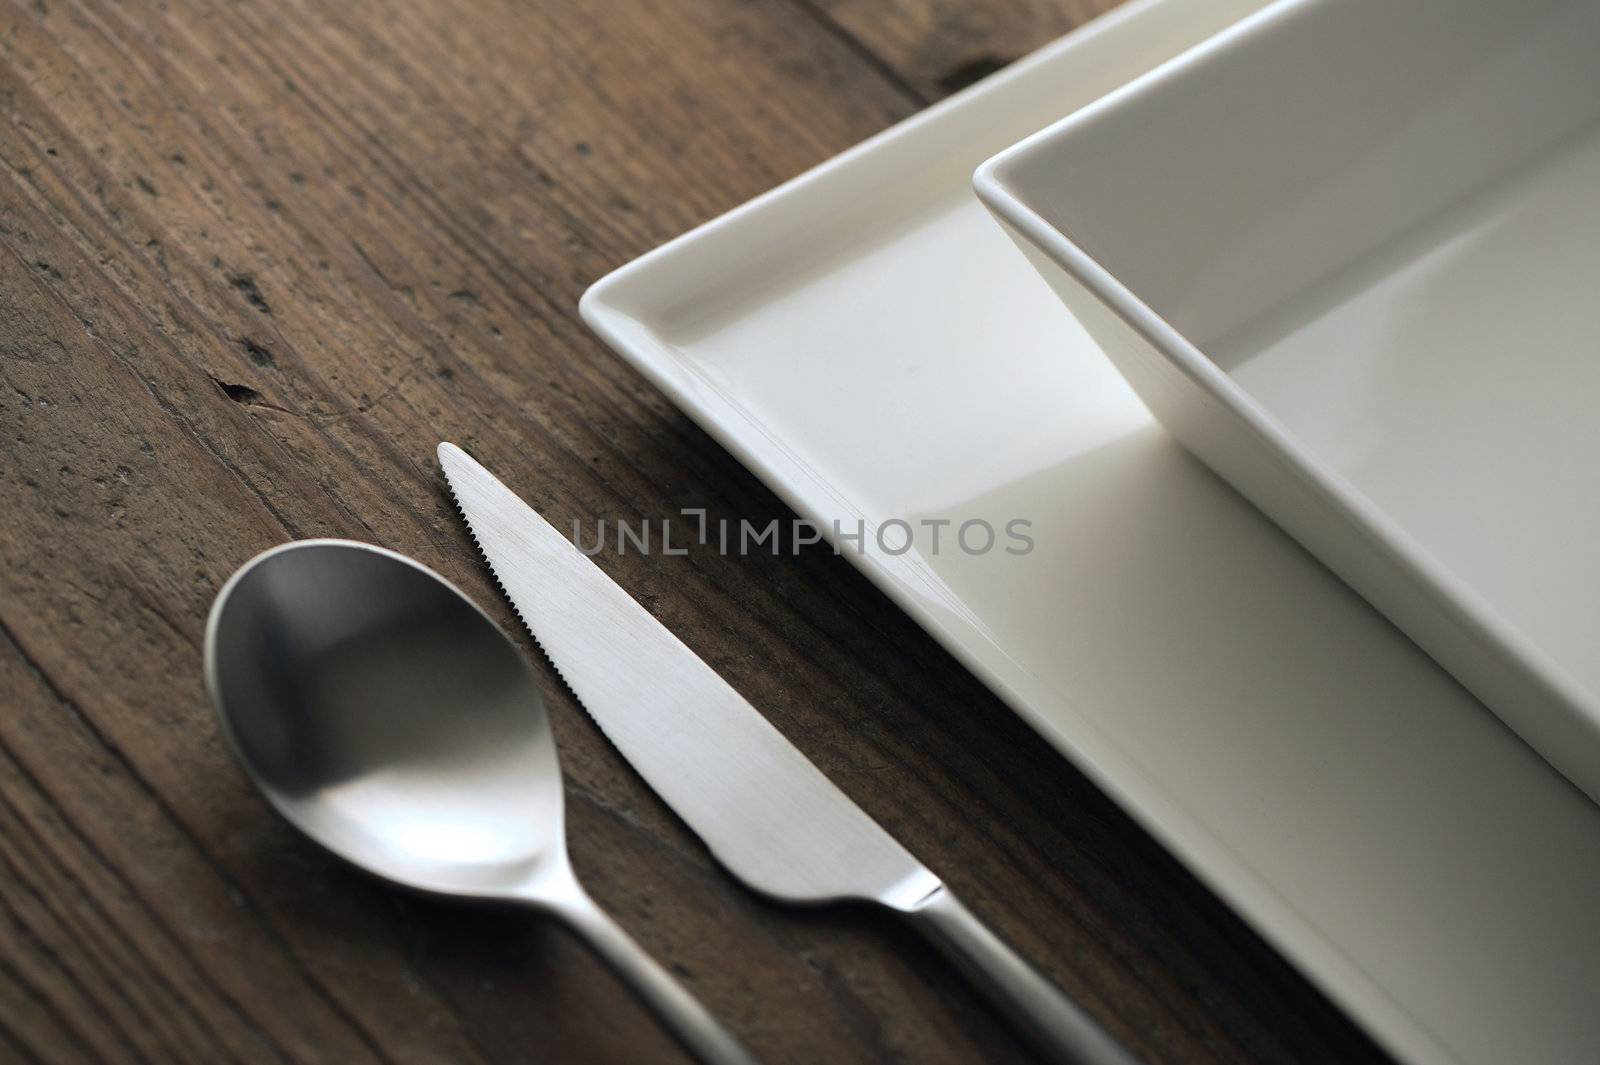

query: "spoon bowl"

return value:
[205, 539, 755, 1065]
[206, 540, 561, 896]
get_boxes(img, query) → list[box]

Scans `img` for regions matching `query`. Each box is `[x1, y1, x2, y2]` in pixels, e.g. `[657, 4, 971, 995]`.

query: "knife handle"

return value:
[906, 885, 1141, 1065]
[545, 884, 761, 1065]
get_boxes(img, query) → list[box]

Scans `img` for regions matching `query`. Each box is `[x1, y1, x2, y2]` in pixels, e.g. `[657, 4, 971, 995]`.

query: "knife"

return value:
[439, 442, 1139, 1065]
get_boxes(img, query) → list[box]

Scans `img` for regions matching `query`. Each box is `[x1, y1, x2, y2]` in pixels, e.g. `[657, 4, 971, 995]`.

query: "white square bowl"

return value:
[975, 0, 1600, 801]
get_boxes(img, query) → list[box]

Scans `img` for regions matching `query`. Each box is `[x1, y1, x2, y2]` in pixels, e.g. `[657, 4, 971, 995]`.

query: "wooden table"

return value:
[0, 0, 1392, 1061]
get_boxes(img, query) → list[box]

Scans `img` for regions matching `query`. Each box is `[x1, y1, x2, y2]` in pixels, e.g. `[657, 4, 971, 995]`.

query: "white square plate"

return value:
[582, 2, 1600, 1062]
[976, 0, 1600, 802]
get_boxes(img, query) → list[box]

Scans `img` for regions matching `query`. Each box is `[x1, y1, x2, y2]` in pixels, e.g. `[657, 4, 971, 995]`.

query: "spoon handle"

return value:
[548, 884, 759, 1065]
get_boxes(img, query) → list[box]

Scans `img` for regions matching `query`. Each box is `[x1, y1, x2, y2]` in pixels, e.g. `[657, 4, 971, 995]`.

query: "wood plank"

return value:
[0, 0, 1388, 1060]
[810, 0, 1126, 100]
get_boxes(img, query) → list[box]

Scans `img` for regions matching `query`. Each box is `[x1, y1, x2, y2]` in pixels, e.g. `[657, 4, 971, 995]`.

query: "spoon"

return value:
[204, 539, 757, 1065]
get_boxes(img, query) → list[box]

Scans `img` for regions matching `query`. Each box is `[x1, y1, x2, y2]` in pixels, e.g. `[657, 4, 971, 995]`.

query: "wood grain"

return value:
[811, 0, 1126, 100]
[0, 0, 1390, 1062]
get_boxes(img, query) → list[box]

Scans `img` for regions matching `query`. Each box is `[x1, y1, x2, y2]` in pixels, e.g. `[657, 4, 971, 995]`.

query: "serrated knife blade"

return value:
[438, 441, 1138, 1065]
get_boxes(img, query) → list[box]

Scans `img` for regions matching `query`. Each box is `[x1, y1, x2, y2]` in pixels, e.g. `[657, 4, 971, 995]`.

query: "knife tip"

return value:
[438, 441, 477, 478]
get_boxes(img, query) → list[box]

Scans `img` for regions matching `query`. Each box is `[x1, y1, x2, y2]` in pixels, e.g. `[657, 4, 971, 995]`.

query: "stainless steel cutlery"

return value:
[202, 449, 1138, 1065]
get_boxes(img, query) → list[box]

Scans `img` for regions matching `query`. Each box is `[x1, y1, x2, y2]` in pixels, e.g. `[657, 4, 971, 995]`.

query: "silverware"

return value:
[203, 540, 757, 1065]
[440, 443, 1140, 1065]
